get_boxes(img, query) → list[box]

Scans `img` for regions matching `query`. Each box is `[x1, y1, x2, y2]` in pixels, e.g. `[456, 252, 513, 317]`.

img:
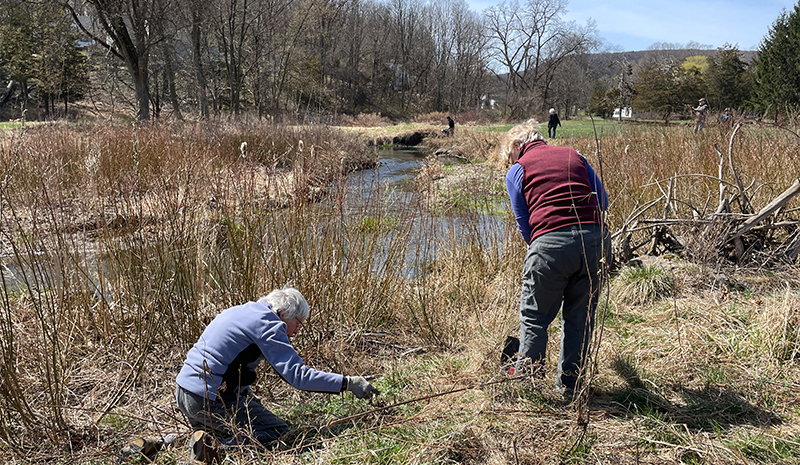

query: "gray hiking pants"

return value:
[516, 224, 609, 392]
[176, 385, 289, 447]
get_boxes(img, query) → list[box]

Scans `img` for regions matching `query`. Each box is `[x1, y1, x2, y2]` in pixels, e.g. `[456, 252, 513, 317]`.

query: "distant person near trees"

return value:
[501, 119, 610, 401]
[693, 98, 709, 133]
[721, 108, 732, 127]
[446, 115, 455, 136]
[547, 108, 561, 138]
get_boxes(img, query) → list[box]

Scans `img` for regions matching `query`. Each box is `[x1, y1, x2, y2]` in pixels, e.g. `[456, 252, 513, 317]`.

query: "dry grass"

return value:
[336, 113, 392, 127]
[1, 120, 799, 464]
[424, 127, 503, 162]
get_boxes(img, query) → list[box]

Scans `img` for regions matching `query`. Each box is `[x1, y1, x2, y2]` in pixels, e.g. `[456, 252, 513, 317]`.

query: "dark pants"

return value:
[548, 125, 557, 138]
[176, 385, 289, 448]
[516, 224, 609, 392]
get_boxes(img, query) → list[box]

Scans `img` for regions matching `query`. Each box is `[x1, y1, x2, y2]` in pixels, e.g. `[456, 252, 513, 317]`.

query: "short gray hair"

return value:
[499, 119, 545, 167]
[258, 287, 309, 321]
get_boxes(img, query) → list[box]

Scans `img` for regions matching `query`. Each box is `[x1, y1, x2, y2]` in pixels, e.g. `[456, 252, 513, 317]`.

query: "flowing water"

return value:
[1, 146, 512, 289]
[338, 146, 511, 277]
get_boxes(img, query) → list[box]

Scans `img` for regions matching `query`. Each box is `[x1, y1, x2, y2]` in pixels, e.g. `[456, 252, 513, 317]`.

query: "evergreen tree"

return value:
[34, 2, 89, 117]
[750, 3, 800, 115]
[0, 1, 37, 103]
[0, 1, 88, 119]
[633, 59, 705, 122]
[705, 44, 751, 111]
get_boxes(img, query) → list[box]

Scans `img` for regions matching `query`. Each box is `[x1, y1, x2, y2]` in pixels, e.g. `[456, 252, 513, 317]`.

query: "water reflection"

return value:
[327, 146, 511, 278]
[344, 146, 425, 202]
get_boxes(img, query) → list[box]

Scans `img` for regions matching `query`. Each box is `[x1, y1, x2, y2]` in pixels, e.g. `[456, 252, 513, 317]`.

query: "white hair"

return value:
[258, 287, 309, 321]
[498, 119, 545, 167]
[549, 108, 555, 114]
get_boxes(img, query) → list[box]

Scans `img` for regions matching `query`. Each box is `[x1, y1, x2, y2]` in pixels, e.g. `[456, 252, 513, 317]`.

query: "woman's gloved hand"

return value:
[345, 376, 380, 399]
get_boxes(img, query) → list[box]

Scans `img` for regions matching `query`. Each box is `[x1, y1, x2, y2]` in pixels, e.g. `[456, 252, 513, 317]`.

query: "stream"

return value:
[0, 146, 512, 290]
[339, 145, 511, 277]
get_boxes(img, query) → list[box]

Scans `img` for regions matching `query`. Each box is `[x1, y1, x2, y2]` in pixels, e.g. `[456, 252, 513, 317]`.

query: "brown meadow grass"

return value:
[0, 118, 799, 464]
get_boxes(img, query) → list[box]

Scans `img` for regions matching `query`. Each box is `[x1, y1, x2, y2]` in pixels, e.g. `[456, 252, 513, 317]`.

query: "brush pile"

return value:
[613, 123, 800, 267]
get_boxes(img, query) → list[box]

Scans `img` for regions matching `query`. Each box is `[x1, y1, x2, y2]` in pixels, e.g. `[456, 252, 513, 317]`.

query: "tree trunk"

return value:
[0, 80, 16, 108]
[163, 42, 183, 120]
[191, 8, 209, 119]
[133, 56, 151, 120]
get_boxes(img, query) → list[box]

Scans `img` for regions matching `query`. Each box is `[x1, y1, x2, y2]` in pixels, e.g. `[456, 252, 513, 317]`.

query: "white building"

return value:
[613, 107, 633, 118]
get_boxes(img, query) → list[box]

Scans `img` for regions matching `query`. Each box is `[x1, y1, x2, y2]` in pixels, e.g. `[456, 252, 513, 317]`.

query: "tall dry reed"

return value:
[0, 121, 410, 451]
[0, 119, 798, 464]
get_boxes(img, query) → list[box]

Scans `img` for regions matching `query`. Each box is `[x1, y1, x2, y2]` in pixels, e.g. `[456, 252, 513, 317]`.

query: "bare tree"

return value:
[547, 54, 591, 118]
[153, 6, 185, 120]
[209, 0, 258, 116]
[385, 0, 437, 113]
[337, 0, 371, 112]
[66, 0, 176, 120]
[185, 0, 210, 118]
[609, 56, 635, 121]
[423, 0, 488, 113]
[450, 2, 489, 112]
[247, 0, 297, 117]
[485, 0, 597, 118]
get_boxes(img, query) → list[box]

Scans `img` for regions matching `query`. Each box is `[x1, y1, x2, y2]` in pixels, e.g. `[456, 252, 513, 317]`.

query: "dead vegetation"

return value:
[615, 123, 800, 267]
[0, 119, 799, 464]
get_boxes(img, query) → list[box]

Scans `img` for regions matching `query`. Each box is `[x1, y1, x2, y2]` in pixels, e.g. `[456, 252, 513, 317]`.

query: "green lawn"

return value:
[555, 117, 631, 138]
[468, 117, 632, 138]
[467, 116, 707, 139]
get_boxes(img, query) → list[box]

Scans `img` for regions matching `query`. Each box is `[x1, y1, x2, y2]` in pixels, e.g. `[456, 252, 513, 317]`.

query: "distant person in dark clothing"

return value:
[447, 116, 455, 136]
[547, 109, 561, 138]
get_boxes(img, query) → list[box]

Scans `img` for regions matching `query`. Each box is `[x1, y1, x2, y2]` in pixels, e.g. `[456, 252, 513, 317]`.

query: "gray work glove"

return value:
[345, 376, 379, 400]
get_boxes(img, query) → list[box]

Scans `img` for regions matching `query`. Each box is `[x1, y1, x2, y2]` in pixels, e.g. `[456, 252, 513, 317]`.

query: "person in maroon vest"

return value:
[501, 119, 610, 400]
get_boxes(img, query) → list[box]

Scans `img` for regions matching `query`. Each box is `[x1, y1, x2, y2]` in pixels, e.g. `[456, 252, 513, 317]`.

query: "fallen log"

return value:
[729, 178, 800, 259]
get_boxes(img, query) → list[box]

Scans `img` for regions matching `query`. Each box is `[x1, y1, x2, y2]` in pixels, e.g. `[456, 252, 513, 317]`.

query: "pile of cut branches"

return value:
[613, 123, 800, 267]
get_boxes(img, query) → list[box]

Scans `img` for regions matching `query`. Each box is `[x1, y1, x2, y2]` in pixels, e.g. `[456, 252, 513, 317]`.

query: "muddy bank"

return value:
[365, 130, 437, 147]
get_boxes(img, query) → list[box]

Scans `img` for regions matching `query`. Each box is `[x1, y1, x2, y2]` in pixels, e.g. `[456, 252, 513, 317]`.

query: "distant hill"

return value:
[480, 48, 759, 114]
[586, 48, 758, 80]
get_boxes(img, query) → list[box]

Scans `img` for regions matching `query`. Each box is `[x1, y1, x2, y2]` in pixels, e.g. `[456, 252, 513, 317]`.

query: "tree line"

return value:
[592, 3, 800, 123]
[0, 0, 799, 123]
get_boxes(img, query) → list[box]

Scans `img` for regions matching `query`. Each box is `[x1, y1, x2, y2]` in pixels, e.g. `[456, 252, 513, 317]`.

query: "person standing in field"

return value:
[693, 98, 709, 133]
[447, 115, 455, 136]
[721, 108, 732, 127]
[547, 108, 561, 138]
[501, 119, 609, 400]
[174, 287, 379, 463]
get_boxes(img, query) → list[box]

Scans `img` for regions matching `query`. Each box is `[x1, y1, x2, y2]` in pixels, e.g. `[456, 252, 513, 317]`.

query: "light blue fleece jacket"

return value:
[176, 301, 344, 401]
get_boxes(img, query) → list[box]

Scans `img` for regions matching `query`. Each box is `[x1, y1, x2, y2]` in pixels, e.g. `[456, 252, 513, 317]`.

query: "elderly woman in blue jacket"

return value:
[176, 287, 378, 462]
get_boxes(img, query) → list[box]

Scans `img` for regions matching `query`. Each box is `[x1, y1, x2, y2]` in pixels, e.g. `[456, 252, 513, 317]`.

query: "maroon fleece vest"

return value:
[517, 140, 601, 241]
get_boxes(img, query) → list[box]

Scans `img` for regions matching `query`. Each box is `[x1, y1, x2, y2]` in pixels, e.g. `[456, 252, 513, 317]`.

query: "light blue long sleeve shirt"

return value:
[176, 301, 343, 400]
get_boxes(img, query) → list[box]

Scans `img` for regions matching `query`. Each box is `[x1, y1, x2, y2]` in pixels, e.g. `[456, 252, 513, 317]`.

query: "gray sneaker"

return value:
[187, 430, 223, 464]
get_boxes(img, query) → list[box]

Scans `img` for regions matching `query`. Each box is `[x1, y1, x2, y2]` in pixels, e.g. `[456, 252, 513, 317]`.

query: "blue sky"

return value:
[466, 0, 796, 51]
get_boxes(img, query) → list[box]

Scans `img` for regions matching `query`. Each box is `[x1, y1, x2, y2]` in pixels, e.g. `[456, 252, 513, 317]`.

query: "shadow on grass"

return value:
[602, 385, 781, 431]
[600, 356, 781, 432]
